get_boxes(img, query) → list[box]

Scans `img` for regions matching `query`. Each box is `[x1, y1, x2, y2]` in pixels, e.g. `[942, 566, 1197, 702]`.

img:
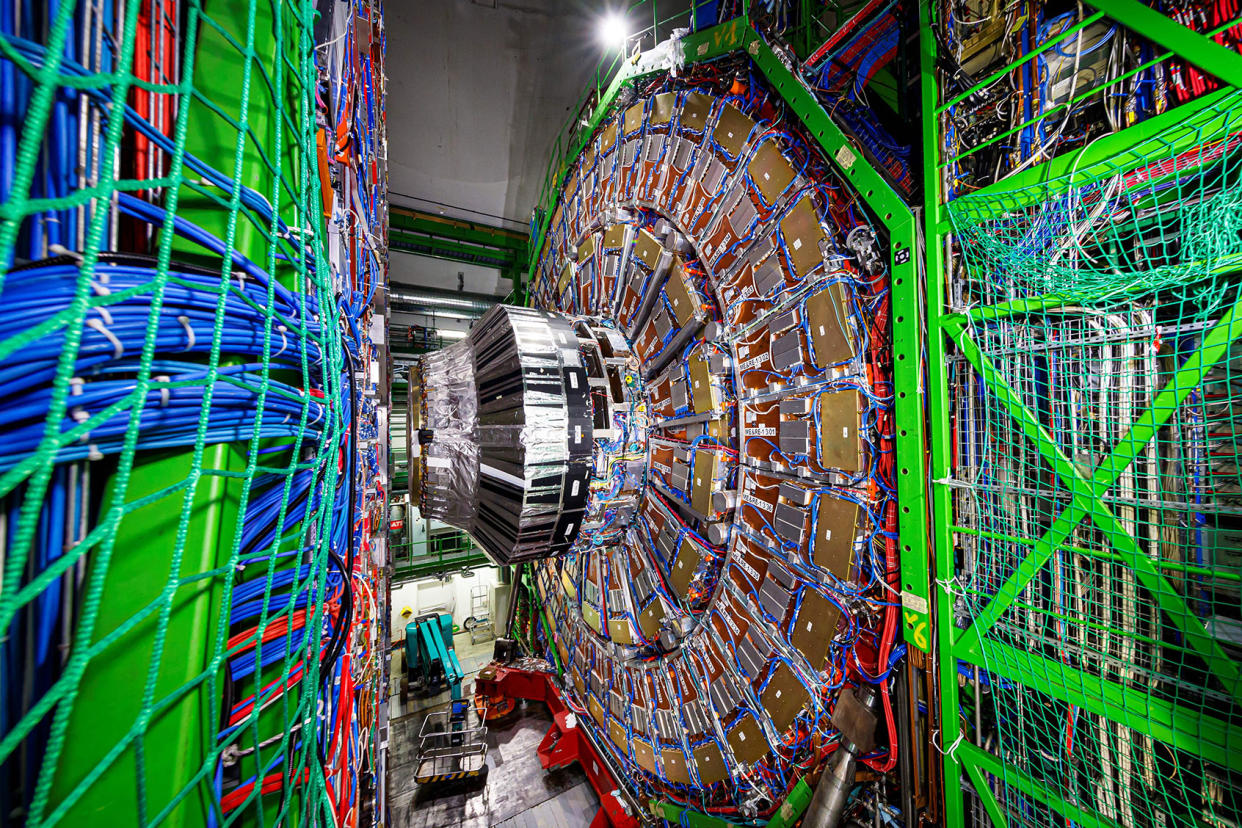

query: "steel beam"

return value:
[747, 27, 933, 653]
[1085, 0, 1242, 88]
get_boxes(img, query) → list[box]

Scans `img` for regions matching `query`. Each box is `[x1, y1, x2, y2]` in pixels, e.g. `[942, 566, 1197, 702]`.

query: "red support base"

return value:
[473, 664, 639, 828]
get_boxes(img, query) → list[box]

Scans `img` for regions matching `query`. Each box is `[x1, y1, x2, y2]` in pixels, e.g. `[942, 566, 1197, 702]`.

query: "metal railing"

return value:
[392, 528, 490, 581]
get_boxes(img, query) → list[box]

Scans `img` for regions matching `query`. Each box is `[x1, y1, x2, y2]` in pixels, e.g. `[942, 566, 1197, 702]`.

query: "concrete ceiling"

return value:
[387, 0, 606, 239]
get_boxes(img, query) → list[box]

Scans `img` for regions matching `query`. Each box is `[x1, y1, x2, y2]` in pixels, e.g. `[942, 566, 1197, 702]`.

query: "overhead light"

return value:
[406, 309, 479, 321]
[599, 12, 627, 49]
[436, 329, 469, 341]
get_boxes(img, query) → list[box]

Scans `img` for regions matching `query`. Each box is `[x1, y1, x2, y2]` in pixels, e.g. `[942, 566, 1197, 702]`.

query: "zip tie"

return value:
[85, 318, 123, 359]
[177, 315, 196, 351]
[71, 408, 100, 458]
[276, 324, 288, 357]
[95, 306, 113, 326]
[91, 280, 111, 297]
[48, 244, 82, 263]
[69, 377, 84, 396]
[155, 375, 171, 408]
[935, 576, 964, 597]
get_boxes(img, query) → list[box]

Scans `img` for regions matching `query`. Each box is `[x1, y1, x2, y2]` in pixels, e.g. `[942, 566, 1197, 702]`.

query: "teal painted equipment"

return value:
[405, 612, 464, 700]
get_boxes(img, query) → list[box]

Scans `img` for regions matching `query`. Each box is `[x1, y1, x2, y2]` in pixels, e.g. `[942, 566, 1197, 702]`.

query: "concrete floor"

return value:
[388, 634, 600, 827]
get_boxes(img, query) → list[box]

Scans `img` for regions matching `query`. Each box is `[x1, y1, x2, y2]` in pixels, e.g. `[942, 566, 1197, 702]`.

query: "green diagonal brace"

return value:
[950, 87, 1237, 211]
[1085, 0, 1242, 89]
[958, 742, 1120, 828]
[959, 640, 1241, 773]
[961, 759, 1009, 828]
[944, 305, 1242, 706]
[746, 28, 932, 652]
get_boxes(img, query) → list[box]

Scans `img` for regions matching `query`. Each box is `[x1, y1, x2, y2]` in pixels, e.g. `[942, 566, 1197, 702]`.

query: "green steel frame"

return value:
[921, 3, 1242, 825]
[524, 13, 935, 655]
[527, 4, 1242, 826]
[389, 206, 528, 300]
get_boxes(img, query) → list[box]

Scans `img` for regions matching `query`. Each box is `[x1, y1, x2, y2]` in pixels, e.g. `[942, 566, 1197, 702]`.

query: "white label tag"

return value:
[835, 144, 856, 169]
[735, 556, 759, 583]
[902, 591, 930, 615]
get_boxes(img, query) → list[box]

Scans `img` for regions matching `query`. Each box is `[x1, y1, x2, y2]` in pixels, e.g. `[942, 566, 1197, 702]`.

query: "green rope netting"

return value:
[947, 87, 1242, 824]
[949, 89, 1242, 304]
[0, 2, 346, 826]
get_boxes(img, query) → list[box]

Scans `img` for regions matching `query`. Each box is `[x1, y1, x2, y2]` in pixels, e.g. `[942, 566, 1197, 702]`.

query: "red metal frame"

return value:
[474, 665, 639, 828]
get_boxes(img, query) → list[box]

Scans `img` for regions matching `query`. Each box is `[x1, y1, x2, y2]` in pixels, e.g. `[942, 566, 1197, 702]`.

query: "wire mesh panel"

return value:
[929, 5, 1242, 825]
[0, 1, 380, 825]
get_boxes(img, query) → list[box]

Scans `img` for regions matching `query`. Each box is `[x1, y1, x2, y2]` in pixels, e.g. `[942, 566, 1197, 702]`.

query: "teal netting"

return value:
[0, 2, 355, 825]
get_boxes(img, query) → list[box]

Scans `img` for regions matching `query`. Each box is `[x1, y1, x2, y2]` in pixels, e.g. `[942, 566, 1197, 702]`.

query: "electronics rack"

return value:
[924, 2, 1242, 826]
[0, 1, 388, 825]
[319, 1, 391, 825]
[522, 27, 910, 820]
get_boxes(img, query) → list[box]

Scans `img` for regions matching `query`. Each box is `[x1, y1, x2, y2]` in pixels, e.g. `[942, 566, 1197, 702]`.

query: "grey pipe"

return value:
[804, 685, 878, 828]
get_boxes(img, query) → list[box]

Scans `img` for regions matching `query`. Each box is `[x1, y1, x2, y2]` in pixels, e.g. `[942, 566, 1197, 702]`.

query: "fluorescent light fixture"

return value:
[599, 12, 627, 49]
[408, 309, 478, 321]
[436, 329, 469, 340]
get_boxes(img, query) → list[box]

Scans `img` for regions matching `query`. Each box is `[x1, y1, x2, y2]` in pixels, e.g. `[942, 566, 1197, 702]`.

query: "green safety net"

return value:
[946, 87, 1242, 824]
[0, 2, 348, 826]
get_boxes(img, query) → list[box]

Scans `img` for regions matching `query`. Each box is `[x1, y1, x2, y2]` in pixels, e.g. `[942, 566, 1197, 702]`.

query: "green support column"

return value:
[745, 27, 933, 653]
[919, 3, 966, 824]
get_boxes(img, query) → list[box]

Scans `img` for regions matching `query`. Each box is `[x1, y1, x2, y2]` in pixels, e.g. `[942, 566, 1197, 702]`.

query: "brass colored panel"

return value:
[791, 588, 840, 670]
[577, 235, 596, 263]
[651, 92, 677, 126]
[707, 418, 727, 439]
[624, 102, 645, 135]
[761, 662, 809, 733]
[557, 262, 573, 295]
[600, 121, 618, 152]
[748, 142, 795, 204]
[693, 742, 727, 785]
[634, 739, 657, 774]
[609, 718, 627, 749]
[557, 640, 570, 671]
[589, 695, 606, 726]
[816, 390, 863, 472]
[561, 568, 578, 602]
[662, 748, 692, 784]
[680, 92, 712, 133]
[574, 671, 586, 696]
[692, 450, 718, 515]
[813, 495, 858, 578]
[804, 282, 855, 366]
[726, 713, 769, 765]
[713, 104, 755, 158]
[688, 353, 717, 413]
[582, 601, 602, 633]
[634, 229, 662, 270]
[603, 224, 626, 249]
[669, 538, 701, 599]
[778, 196, 827, 279]
[638, 599, 666, 640]
[665, 260, 696, 327]
[608, 617, 634, 644]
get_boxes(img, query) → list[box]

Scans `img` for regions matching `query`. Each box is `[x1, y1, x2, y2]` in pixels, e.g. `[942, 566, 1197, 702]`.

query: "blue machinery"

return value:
[406, 613, 465, 700]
